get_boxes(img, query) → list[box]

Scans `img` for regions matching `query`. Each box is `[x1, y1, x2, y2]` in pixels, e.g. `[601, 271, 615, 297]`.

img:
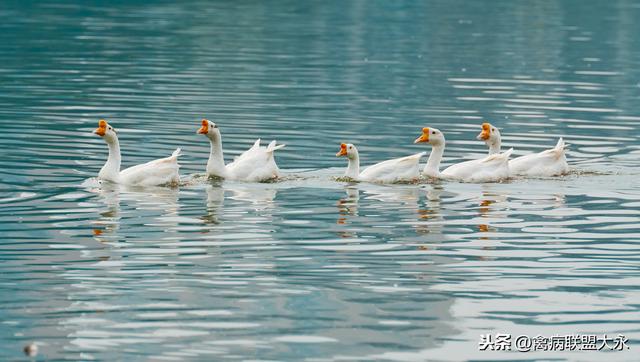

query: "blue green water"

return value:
[1, 1, 639, 360]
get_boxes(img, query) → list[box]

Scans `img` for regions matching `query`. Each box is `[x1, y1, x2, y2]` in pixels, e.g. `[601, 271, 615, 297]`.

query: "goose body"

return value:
[93, 120, 181, 186]
[414, 127, 511, 183]
[478, 122, 568, 177]
[336, 143, 425, 183]
[441, 151, 512, 182]
[197, 119, 285, 182]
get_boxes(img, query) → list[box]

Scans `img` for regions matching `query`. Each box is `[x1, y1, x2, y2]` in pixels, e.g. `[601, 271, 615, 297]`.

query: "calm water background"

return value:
[1, 1, 639, 360]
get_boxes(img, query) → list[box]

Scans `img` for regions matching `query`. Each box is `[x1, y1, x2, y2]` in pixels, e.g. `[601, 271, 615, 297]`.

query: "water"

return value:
[1, 1, 639, 360]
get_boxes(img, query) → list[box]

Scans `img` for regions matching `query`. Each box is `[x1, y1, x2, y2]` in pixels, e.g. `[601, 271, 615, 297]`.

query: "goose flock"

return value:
[92, 119, 569, 186]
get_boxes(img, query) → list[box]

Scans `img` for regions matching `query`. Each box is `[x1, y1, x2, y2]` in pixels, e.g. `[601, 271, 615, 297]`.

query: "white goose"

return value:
[93, 120, 181, 186]
[197, 119, 285, 182]
[414, 127, 511, 182]
[478, 122, 568, 177]
[336, 143, 425, 183]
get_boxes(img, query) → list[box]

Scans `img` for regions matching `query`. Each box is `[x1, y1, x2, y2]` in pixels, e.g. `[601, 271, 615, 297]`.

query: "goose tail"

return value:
[267, 140, 286, 154]
[503, 147, 513, 159]
[483, 148, 512, 163]
[550, 138, 568, 159]
[404, 151, 427, 162]
[555, 137, 568, 151]
[411, 151, 428, 159]
[250, 139, 261, 151]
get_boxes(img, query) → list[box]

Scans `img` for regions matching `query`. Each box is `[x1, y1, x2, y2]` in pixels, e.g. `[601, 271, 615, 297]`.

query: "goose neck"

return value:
[99, 138, 121, 182]
[207, 136, 227, 176]
[424, 142, 444, 177]
[345, 153, 360, 179]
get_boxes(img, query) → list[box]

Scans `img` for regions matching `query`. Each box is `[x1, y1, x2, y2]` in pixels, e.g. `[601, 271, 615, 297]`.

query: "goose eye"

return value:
[431, 131, 436, 135]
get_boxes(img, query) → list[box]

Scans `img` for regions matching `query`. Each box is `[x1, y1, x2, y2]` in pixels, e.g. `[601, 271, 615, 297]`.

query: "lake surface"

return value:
[1, 1, 639, 360]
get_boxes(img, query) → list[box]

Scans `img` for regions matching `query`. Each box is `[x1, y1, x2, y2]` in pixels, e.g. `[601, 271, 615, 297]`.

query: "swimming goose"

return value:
[477, 122, 568, 177]
[414, 127, 511, 182]
[197, 119, 285, 182]
[93, 120, 181, 186]
[336, 143, 425, 183]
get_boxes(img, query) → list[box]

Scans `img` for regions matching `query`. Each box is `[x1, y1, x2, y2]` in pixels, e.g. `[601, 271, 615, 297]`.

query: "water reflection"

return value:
[337, 183, 359, 226]
[226, 183, 278, 210]
[89, 181, 180, 242]
[476, 189, 508, 235]
[202, 184, 224, 225]
[361, 185, 416, 204]
[6, 173, 640, 361]
[91, 184, 120, 240]
[415, 185, 446, 237]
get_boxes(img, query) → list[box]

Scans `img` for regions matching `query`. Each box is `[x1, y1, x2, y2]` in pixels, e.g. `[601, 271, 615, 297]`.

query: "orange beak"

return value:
[414, 127, 430, 143]
[336, 143, 348, 157]
[93, 119, 107, 137]
[477, 123, 491, 141]
[197, 119, 209, 134]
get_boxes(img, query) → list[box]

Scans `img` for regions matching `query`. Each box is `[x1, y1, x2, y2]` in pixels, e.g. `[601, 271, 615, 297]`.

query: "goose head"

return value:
[336, 143, 358, 159]
[197, 119, 221, 140]
[477, 122, 500, 143]
[93, 119, 117, 143]
[414, 127, 444, 146]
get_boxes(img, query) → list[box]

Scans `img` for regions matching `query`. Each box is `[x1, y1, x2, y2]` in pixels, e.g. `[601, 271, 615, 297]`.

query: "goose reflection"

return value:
[553, 193, 566, 208]
[365, 185, 427, 236]
[477, 188, 508, 238]
[336, 184, 423, 225]
[226, 182, 278, 211]
[334, 183, 360, 238]
[336, 184, 449, 237]
[91, 182, 121, 240]
[416, 185, 447, 236]
[474, 188, 509, 262]
[337, 183, 360, 225]
[202, 184, 224, 225]
[364, 185, 420, 204]
[200, 182, 279, 233]
[89, 181, 179, 242]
